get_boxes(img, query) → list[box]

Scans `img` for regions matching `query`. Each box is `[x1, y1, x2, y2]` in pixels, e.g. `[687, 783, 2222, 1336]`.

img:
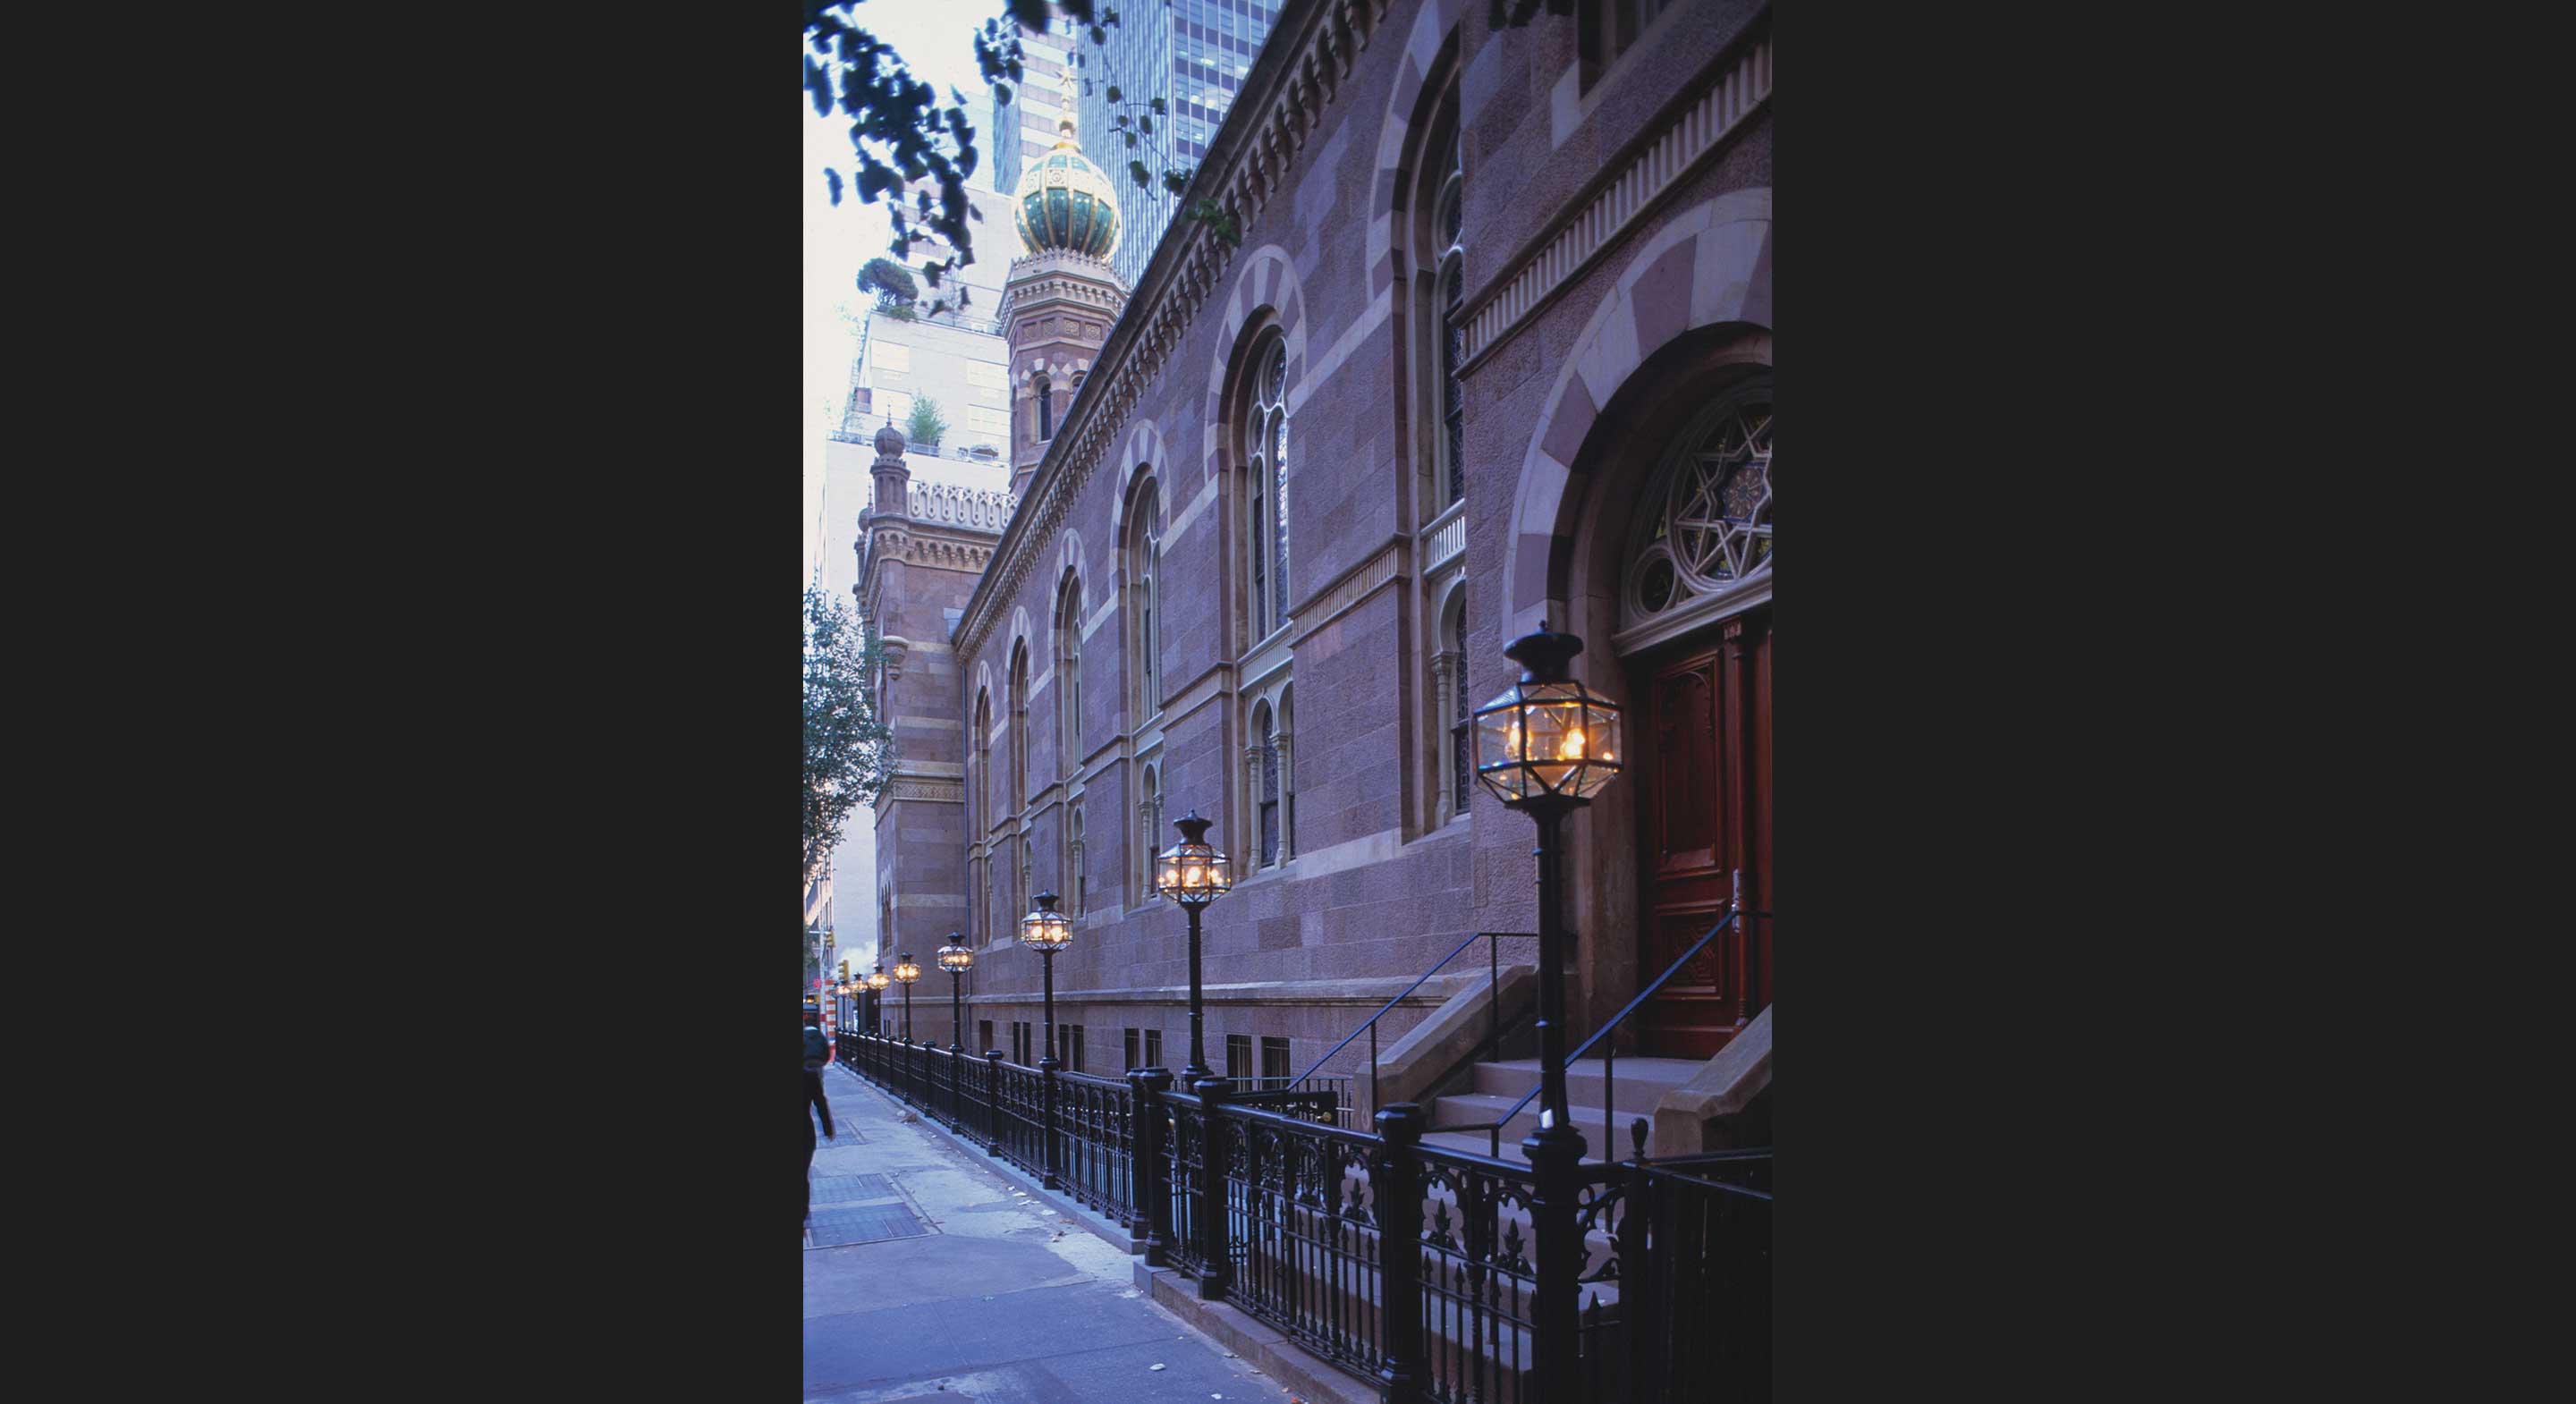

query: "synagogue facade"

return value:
[860, 0, 1772, 1152]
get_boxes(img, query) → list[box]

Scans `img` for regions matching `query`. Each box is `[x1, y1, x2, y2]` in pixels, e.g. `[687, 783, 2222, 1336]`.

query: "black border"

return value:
[233, 0, 2266, 1392]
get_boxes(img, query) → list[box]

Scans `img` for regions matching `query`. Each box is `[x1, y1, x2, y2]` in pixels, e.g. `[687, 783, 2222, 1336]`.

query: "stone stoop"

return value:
[1420, 1055, 1707, 1163]
[1136, 1263, 1380, 1404]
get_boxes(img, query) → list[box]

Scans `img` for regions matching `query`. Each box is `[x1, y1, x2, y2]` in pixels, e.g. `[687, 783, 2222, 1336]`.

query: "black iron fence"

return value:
[833, 1032, 1767, 1402]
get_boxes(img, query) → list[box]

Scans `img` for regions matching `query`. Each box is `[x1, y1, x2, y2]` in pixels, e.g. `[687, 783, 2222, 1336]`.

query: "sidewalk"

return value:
[804, 1061, 1295, 1404]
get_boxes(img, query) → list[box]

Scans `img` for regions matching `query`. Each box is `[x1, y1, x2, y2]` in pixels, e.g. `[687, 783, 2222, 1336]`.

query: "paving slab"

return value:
[805, 1064, 1292, 1404]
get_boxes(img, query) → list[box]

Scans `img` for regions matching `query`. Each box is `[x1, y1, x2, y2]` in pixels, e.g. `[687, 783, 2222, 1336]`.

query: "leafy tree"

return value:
[804, 587, 895, 891]
[805, 1, 1216, 317]
[804, 4, 1558, 312]
[860, 257, 919, 302]
[908, 395, 949, 446]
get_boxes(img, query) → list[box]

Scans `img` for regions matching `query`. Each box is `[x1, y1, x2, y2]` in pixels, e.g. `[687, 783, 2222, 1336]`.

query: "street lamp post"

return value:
[1472, 622, 1623, 1404]
[1150, 812, 1233, 1087]
[1019, 891, 1073, 1188]
[893, 952, 921, 1042]
[937, 935, 973, 1054]
[867, 965, 891, 1036]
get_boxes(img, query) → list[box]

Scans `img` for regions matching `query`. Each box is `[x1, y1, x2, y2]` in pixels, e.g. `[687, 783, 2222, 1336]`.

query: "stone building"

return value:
[870, 0, 1772, 1155]
[815, 178, 1020, 980]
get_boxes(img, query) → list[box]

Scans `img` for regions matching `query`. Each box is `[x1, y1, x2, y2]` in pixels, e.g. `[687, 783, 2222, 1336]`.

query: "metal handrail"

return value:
[1430, 899, 1769, 1157]
[1284, 929, 1538, 1115]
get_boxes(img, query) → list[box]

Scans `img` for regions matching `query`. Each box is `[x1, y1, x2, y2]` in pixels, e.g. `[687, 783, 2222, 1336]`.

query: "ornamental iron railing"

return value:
[833, 1031, 1769, 1402]
[1431, 898, 1768, 1160]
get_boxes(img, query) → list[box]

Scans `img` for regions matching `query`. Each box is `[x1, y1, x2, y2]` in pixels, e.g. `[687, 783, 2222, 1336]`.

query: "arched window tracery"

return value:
[1130, 478, 1163, 720]
[1241, 335, 1292, 642]
[1621, 380, 1774, 638]
[1055, 574, 1083, 782]
[1009, 643, 1031, 816]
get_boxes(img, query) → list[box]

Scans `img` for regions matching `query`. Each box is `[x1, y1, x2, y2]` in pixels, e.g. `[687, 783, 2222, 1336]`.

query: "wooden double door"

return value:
[1632, 607, 1773, 1060]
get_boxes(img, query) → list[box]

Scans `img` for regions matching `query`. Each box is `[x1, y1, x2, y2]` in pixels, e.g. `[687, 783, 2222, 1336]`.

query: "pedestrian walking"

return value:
[804, 1016, 835, 1232]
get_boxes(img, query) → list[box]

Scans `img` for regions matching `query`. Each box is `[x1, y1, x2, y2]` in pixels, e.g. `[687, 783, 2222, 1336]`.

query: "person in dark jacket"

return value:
[804, 1021, 835, 1232]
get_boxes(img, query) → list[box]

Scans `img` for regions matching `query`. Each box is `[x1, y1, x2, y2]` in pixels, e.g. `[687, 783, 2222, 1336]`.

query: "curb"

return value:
[1133, 1264, 1380, 1404]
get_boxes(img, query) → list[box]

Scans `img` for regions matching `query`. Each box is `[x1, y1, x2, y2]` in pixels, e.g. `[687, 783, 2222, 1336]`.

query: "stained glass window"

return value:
[1436, 134, 1466, 507]
[1622, 384, 1773, 632]
[1259, 730, 1280, 867]
[1245, 334, 1292, 640]
[1671, 401, 1773, 583]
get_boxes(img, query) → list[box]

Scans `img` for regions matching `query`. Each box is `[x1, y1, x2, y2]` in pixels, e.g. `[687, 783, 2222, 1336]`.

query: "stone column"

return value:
[1274, 730, 1294, 860]
[1243, 743, 1265, 864]
[1436, 649, 1465, 821]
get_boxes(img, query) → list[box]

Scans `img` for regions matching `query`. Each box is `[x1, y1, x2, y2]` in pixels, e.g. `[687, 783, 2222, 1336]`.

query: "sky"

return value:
[803, 3, 1005, 589]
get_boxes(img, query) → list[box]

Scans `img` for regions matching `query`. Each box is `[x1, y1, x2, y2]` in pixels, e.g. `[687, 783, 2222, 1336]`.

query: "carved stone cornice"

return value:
[1457, 14, 1771, 374]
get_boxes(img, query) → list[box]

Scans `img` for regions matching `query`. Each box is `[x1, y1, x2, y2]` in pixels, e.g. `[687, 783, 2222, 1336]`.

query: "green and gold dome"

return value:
[1012, 104, 1121, 260]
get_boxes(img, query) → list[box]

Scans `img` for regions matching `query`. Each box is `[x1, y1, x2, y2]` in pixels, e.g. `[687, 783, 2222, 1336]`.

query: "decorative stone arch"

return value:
[1503, 189, 1773, 639]
[1050, 562, 1086, 784]
[1016, 355, 1092, 391]
[1240, 674, 1296, 870]
[1055, 529, 1088, 601]
[970, 661, 997, 732]
[1006, 605, 1036, 671]
[1116, 458, 1168, 726]
[1197, 245, 1309, 482]
[1428, 573, 1472, 828]
[1004, 617, 1037, 816]
[1135, 759, 1164, 902]
[1365, 0, 1470, 298]
[970, 677, 996, 837]
[1114, 419, 1171, 542]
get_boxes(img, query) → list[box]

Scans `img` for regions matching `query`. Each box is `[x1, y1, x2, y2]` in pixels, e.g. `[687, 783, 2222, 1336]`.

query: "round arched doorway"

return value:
[1556, 327, 1773, 1060]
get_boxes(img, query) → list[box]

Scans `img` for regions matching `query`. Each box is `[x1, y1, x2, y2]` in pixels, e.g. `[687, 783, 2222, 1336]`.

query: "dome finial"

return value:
[1010, 57, 1122, 261]
[1057, 58, 1080, 144]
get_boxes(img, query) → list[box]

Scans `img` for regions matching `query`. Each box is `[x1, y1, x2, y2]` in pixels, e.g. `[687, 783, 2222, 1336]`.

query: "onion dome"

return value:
[1012, 87, 1121, 260]
[874, 421, 907, 459]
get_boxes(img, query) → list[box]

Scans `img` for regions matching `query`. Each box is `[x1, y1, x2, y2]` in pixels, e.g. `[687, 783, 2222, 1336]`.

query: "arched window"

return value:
[1251, 700, 1280, 868]
[1009, 642, 1031, 816]
[1432, 125, 1465, 509]
[1437, 588, 1470, 824]
[1276, 686, 1296, 863]
[1055, 573, 1083, 781]
[1138, 765, 1161, 901]
[1019, 835, 1034, 919]
[1241, 335, 1291, 641]
[1070, 808, 1087, 917]
[1621, 380, 1774, 637]
[1130, 479, 1163, 718]
[973, 686, 994, 940]
[1036, 374, 1054, 442]
[970, 689, 989, 823]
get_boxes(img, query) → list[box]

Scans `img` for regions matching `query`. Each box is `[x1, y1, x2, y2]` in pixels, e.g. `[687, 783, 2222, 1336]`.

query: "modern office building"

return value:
[990, 20, 1075, 201]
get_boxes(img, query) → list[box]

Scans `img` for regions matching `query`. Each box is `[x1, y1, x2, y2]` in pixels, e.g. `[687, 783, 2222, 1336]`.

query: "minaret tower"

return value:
[1001, 66, 1129, 500]
[852, 417, 1013, 1006]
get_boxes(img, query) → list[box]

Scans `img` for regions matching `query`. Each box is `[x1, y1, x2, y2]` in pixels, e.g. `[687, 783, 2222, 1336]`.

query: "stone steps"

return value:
[1422, 1054, 1704, 1159]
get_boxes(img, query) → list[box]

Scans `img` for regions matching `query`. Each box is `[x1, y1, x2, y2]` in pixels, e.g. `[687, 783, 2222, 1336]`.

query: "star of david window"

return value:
[1623, 384, 1773, 632]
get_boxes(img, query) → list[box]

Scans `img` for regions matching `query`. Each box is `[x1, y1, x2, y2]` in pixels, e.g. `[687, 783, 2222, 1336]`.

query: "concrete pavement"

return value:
[804, 1061, 1295, 1404]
